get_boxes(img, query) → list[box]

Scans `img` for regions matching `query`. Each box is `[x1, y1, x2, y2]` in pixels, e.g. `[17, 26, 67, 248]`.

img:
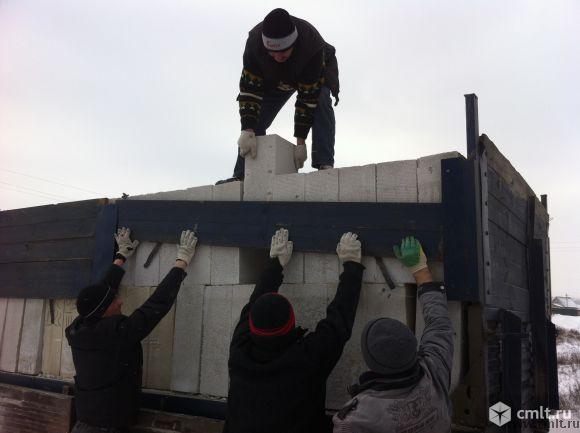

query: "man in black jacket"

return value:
[66, 227, 198, 433]
[224, 228, 364, 433]
[218, 8, 339, 184]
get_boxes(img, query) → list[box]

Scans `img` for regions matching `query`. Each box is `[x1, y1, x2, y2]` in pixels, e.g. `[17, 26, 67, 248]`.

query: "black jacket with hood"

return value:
[224, 258, 364, 433]
[65, 264, 186, 428]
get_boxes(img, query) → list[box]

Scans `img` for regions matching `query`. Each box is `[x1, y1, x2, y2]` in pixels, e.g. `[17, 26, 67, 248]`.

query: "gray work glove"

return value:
[294, 144, 307, 170]
[336, 232, 362, 264]
[270, 228, 293, 268]
[114, 227, 139, 259]
[176, 230, 198, 265]
[238, 130, 257, 159]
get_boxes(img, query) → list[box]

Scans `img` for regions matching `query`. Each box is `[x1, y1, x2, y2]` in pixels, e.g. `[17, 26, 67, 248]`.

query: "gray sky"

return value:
[0, 0, 578, 296]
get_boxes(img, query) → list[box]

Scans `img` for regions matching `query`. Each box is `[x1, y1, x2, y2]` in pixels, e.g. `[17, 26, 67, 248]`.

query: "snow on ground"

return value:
[553, 314, 580, 412]
[553, 314, 580, 332]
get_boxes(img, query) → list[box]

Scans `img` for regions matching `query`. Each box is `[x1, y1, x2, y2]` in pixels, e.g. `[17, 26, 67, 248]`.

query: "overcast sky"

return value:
[0, 0, 578, 296]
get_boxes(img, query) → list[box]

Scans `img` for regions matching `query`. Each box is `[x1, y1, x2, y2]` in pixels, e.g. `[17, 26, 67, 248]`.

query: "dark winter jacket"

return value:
[332, 283, 454, 433]
[224, 258, 364, 433]
[238, 16, 339, 139]
[65, 264, 186, 428]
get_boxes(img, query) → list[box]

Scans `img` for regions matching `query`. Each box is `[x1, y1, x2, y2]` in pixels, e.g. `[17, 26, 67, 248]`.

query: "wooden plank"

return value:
[0, 199, 104, 228]
[487, 167, 528, 223]
[0, 259, 92, 298]
[117, 200, 445, 259]
[90, 203, 117, 283]
[487, 194, 527, 245]
[0, 299, 8, 349]
[0, 298, 25, 372]
[0, 383, 73, 433]
[41, 300, 64, 378]
[0, 238, 94, 264]
[17, 299, 46, 375]
[0, 218, 96, 245]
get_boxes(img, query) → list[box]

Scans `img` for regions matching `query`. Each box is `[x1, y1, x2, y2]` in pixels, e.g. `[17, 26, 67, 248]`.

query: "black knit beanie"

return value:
[262, 8, 298, 52]
[361, 318, 418, 375]
[250, 293, 295, 337]
[76, 282, 115, 319]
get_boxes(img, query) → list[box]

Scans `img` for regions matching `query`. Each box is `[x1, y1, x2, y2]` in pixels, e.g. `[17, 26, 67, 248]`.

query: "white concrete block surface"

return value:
[134, 241, 161, 286]
[281, 284, 331, 332]
[376, 160, 418, 203]
[272, 173, 305, 202]
[146, 290, 176, 390]
[42, 299, 64, 377]
[417, 152, 461, 203]
[211, 247, 269, 285]
[304, 253, 341, 284]
[160, 243, 211, 286]
[171, 284, 204, 393]
[0, 298, 25, 372]
[244, 135, 297, 201]
[213, 181, 243, 201]
[59, 299, 77, 380]
[338, 164, 377, 202]
[17, 299, 46, 375]
[305, 169, 339, 202]
[200, 285, 233, 397]
[130, 185, 214, 201]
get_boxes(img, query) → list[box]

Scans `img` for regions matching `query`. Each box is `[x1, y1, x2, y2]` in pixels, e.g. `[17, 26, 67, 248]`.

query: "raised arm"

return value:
[117, 230, 197, 341]
[232, 228, 293, 339]
[304, 233, 364, 375]
[395, 236, 454, 390]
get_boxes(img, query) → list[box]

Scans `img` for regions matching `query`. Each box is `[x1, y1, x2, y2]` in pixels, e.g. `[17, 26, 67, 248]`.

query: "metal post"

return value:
[465, 94, 479, 159]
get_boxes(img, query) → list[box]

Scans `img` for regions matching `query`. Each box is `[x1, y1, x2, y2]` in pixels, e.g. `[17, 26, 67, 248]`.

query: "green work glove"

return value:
[393, 236, 427, 275]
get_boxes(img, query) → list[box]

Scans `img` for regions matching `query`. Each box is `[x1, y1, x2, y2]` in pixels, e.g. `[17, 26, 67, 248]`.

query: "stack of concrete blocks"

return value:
[0, 134, 463, 411]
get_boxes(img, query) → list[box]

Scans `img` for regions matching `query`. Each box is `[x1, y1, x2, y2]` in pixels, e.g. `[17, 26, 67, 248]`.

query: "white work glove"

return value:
[336, 232, 362, 264]
[270, 228, 293, 268]
[176, 230, 198, 265]
[294, 144, 307, 170]
[114, 227, 139, 260]
[238, 130, 257, 159]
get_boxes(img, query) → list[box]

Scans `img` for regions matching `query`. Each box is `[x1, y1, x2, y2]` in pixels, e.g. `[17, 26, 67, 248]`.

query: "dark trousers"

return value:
[233, 86, 335, 179]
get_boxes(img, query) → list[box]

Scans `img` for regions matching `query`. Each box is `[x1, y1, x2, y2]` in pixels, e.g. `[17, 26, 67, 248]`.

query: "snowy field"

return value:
[552, 314, 580, 412]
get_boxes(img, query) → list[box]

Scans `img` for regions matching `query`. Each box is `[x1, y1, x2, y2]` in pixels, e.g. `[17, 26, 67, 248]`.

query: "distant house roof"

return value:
[553, 296, 580, 309]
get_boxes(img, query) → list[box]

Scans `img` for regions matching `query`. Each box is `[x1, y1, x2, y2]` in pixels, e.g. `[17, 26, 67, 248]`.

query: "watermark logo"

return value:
[489, 402, 512, 427]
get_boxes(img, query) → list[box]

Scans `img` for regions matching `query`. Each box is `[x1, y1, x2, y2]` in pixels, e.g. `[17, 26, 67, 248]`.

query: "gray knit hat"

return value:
[361, 318, 418, 375]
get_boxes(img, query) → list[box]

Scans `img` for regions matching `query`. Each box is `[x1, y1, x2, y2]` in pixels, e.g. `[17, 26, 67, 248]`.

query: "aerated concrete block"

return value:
[417, 152, 461, 203]
[60, 299, 77, 380]
[230, 285, 255, 335]
[130, 185, 214, 201]
[160, 243, 211, 285]
[0, 298, 25, 372]
[338, 164, 377, 202]
[280, 284, 331, 332]
[244, 135, 296, 201]
[42, 299, 64, 377]
[376, 160, 418, 203]
[304, 253, 341, 284]
[171, 284, 204, 394]
[200, 285, 233, 397]
[272, 173, 306, 284]
[213, 181, 243, 201]
[326, 284, 416, 409]
[17, 299, 45, 375]
[134, 242, 161, 286]
[305, 169, 339, 202]
[146, 289, 176, 390]
[120, 286, 152, 384]
[210, 247, 269, 285]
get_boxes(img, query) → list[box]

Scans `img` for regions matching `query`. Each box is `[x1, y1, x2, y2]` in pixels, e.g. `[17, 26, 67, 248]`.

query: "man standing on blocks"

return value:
[224, 229, 363, 433]
[66, 227, 198, 433]
[333, 236, 454, 433]
[217, 8, 339, 184]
